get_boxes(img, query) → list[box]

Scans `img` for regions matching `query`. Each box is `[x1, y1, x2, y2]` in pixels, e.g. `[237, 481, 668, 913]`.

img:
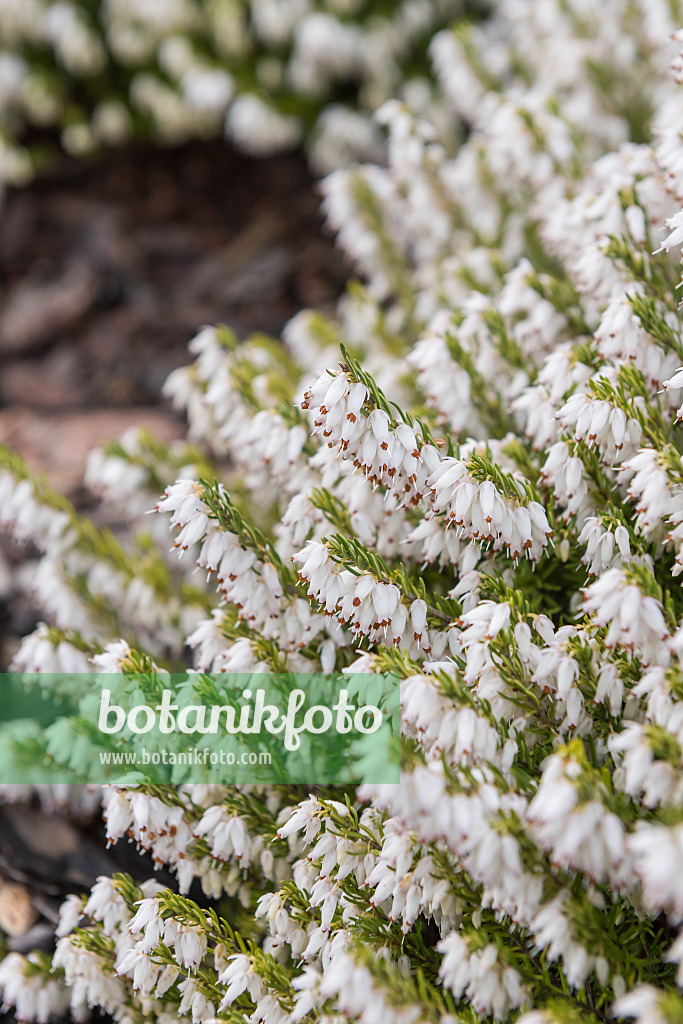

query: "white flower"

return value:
[226, 94, 302, 155]
[628, 822, 683, 918]
[614, 986, 672, 1024]
[583, 569, 670, 666]
[527, 752, 629, 885]
[0, 954, 71, 1024]
[428, 459, 551, 561]
[438, 933, 528, 1019]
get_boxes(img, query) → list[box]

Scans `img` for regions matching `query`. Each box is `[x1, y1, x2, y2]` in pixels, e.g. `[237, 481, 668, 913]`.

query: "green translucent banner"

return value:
[0, 672, 400, 784]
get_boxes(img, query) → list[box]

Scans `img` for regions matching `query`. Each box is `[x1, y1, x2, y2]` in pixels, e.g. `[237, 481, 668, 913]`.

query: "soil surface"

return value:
[0, 139, 346, 495]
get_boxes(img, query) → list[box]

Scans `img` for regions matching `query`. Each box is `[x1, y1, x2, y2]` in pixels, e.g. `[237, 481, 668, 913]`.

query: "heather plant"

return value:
[0, 0, 466, 183]
[5, 2, 683, 1024]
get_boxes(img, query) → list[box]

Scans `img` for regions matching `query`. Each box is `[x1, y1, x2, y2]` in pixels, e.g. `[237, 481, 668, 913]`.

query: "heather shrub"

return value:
[0, 0, 466, 182]
[4, 2, 683, 1024]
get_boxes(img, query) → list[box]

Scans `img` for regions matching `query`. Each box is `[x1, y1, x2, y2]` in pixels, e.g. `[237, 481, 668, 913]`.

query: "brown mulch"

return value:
[0, 139, 347, 496]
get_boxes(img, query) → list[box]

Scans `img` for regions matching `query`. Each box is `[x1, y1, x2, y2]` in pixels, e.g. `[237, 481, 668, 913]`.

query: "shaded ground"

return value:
[0, 139, 346, 495]
[0, 801, 178, 953]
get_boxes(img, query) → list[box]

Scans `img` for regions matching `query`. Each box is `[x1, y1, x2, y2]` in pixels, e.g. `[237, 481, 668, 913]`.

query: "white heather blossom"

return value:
[614, 986, 676, 1024]
[582, 569, 670, 665]
[540, 442, 593, 524]
[557, 389, 643, 464]
[428, 459, 552, 561]
[628, 822, 683, 917]
[0, 0, 454, 181]
[438, 933, 529, 1019]
[527, 751, 629, 886]
[619, 447, 683, 572]
[226, 94, 303, 156]
[577, 517, 634, 576]
[4, 5, 683, 1024]
[301, 371, 437, 506]
[0, 954, 71, 1024]
[610, 718, 683, 808]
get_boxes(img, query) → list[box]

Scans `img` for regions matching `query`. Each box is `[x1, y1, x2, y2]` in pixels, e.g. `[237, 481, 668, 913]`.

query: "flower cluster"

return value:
[0, 0, 461, 184]
[6, 3, 683, 1024]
